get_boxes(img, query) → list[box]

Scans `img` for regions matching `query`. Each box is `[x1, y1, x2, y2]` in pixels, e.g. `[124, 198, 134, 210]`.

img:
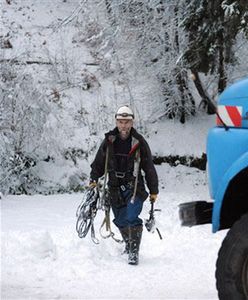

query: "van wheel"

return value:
[216, 213, 248, 300]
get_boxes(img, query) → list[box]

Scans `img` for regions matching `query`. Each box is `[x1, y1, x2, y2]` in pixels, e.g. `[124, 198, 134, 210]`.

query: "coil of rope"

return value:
[76, 186, 100, 244]
[76, 184, 122, 244]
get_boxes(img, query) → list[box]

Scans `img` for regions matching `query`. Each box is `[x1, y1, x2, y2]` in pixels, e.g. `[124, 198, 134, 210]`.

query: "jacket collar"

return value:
[105, 127, 140, 154]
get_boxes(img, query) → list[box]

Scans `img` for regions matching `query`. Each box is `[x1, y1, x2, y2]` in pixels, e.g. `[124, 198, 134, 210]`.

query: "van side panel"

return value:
[212, 154, 248, 232]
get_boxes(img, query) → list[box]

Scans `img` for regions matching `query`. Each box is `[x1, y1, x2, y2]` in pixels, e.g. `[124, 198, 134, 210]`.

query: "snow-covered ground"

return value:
[1, 164, 227, 300]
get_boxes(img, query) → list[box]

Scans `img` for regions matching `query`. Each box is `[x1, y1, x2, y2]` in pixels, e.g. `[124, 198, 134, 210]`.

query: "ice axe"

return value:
[145, 201, 163, 240]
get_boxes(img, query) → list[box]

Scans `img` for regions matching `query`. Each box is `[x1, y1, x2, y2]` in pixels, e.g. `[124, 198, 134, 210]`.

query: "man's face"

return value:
[116, 119, 133, 139]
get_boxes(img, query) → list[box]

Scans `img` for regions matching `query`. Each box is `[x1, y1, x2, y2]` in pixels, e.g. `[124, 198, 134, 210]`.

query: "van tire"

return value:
[216, 213, 248, 300]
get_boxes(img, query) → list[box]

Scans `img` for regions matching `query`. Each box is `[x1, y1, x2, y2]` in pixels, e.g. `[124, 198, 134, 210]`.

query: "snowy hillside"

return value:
[2, 164, 227, 299]
[1, 0, 219, 195]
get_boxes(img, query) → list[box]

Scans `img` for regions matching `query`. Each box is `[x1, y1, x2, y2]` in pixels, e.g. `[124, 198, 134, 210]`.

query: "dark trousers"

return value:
[111, 189, 143, 228]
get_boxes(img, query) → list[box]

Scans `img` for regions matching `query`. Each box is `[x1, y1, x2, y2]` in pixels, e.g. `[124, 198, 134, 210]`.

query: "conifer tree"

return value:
[182, 0, 248, 111]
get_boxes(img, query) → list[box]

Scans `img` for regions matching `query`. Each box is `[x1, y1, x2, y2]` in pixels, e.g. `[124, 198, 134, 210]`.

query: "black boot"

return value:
[128, 225, 143, 265]
[119, 227, 130, 254]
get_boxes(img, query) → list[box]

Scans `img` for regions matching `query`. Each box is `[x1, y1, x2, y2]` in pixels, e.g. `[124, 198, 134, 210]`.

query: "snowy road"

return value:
[1, 165, 226, 300]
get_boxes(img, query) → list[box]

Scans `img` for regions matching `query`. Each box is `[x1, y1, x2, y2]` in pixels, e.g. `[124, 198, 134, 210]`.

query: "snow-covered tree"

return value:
[182, 0, 248, 111]
[0, 60, 50, 194]
[85, 0, 248, 121]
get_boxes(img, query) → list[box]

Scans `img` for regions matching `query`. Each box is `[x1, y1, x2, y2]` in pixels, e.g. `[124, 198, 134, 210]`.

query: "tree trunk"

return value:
[175, 70, 196, 123]
[218, 44, 227, 94]
[217, 13, 227, 94]
[191, 70, 216, 114]
[173, 3, 195, 123]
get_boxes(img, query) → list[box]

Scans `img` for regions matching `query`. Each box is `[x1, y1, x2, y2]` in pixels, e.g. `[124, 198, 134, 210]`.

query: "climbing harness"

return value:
[145, 201, 163, 240]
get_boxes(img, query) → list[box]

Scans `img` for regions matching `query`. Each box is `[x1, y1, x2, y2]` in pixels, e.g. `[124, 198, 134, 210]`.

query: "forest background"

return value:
[1, 0, 248, 195]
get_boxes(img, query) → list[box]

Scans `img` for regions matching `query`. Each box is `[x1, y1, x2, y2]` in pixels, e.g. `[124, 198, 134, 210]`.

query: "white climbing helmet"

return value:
[115, 106, 134, 120]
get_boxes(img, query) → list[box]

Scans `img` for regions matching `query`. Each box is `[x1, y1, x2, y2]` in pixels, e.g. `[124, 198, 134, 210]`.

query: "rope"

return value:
[99, 145, 109, 210]
[130, 148, 140, 203]
[99, 206, 123, 243]
[98, 145, 122, 243]
[76, 187, 100, 244]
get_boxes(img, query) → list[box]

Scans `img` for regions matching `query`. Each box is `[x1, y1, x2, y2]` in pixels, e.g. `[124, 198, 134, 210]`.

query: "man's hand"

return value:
[89, 180, 97, 189]
[149, 194, 158, 202]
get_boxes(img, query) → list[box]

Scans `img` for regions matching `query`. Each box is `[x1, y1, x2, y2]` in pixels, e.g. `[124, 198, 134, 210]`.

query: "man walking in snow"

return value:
[89, 105, 159, 265]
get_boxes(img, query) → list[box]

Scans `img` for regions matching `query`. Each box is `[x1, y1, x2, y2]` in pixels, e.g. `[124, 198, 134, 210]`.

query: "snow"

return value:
[0, 1, 231, 299]
[146, 115, 215, 157]
[1, 164, 227, 299]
